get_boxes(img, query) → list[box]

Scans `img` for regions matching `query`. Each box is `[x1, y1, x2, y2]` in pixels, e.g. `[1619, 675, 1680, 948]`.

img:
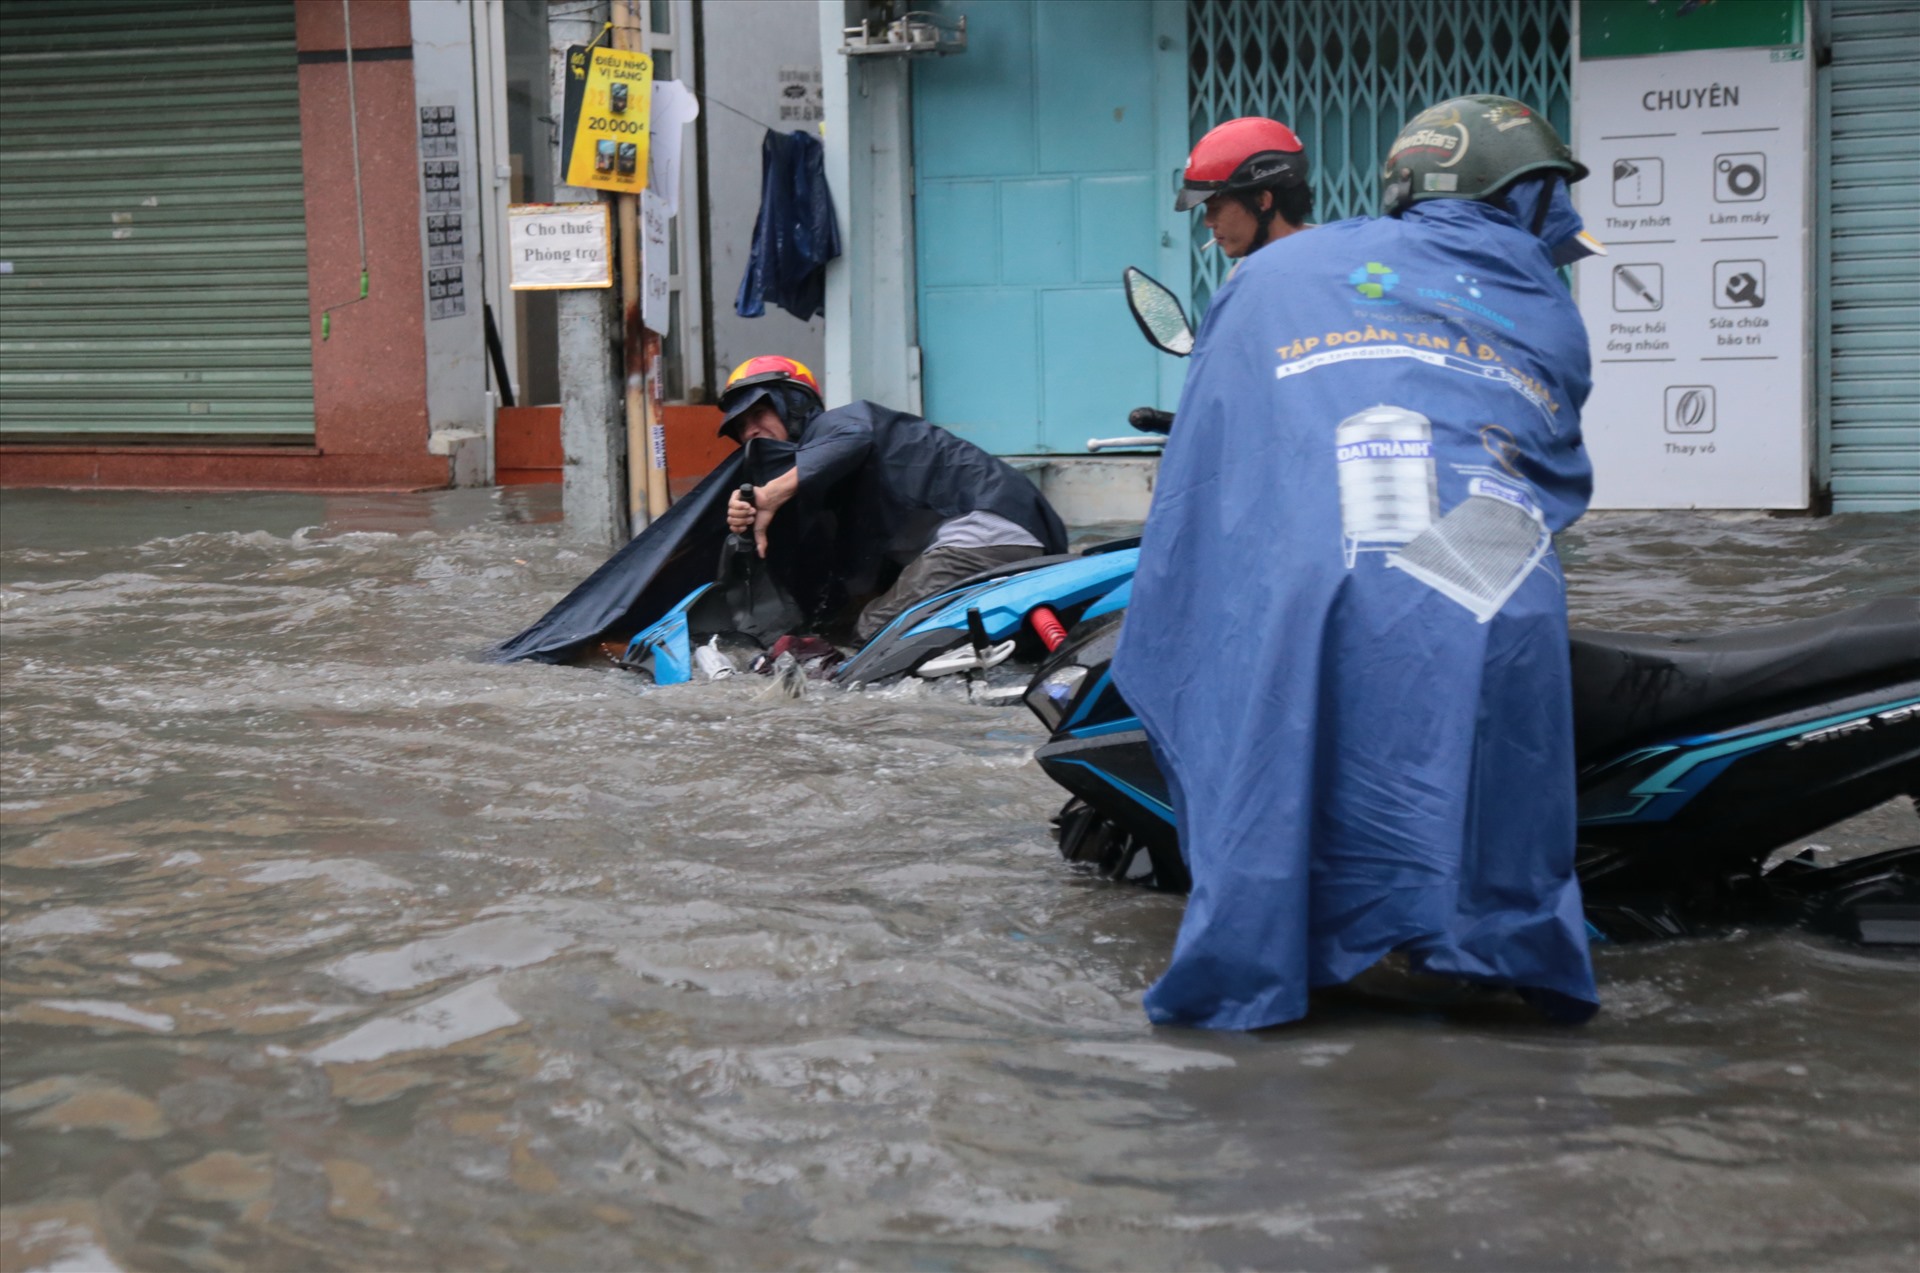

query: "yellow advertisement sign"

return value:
[563, 46, 653, 193]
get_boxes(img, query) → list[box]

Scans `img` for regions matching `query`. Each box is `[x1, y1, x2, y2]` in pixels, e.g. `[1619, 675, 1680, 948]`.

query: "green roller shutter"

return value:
[1823, 0, 1920, 510]
[0, 0, 315, 441]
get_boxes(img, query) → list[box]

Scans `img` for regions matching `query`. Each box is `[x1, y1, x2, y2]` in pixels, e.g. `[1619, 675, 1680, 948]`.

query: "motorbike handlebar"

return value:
[1087, 436, 1166, 453]
[1128, 407, 1174, 434]
[726, 483, 757, 556]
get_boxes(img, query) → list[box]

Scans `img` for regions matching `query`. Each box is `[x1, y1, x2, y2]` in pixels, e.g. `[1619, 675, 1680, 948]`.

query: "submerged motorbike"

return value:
[616, 416, 1159, 693]
[1024, 268, 1920, 947]
[616, 525, 1141, 693]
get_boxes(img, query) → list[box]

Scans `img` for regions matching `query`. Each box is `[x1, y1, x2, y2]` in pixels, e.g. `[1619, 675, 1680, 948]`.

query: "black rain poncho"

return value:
[493, 400, 1065, 662]
[748, 400, 1069, 622]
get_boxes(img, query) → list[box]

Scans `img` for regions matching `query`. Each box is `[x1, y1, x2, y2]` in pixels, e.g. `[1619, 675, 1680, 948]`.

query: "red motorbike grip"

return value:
[1030, 606, 1068, 652]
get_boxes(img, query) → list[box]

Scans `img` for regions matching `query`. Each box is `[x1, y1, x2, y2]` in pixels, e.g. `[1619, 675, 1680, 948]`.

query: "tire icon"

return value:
[1665, 385, 1717, 434]
[1675, 390, 1708, 428]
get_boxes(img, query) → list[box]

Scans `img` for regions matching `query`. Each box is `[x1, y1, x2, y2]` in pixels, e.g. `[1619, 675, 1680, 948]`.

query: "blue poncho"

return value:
[1113, 186, 1599, 1030]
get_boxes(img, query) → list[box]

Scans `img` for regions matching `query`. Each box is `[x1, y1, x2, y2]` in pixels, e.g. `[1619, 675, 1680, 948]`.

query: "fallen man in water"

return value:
[491, 356, 1066, 668]
[715, 355, 1068, 643]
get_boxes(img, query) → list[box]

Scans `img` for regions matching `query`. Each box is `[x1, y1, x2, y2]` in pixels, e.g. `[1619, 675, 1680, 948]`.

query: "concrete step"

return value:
[1009, 455, 1159, 525]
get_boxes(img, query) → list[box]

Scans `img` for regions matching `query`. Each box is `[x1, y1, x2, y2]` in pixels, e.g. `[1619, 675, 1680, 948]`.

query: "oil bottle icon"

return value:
[1335, 406, 1439, 568]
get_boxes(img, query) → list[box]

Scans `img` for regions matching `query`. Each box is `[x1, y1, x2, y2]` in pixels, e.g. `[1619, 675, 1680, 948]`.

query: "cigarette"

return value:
[1201, 238, 1218, 252]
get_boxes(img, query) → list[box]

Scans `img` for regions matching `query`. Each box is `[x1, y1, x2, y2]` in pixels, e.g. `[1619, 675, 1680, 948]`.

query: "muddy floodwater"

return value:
[3, 488, 1917, 1272]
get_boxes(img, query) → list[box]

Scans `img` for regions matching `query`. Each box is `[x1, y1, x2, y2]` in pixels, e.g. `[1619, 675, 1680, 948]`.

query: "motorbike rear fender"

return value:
[837, 549, 1139, 684]
[896, 550, 1137, 643]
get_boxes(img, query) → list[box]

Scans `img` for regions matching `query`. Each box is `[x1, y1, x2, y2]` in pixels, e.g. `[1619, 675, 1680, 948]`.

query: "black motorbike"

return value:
[1030, 602, 1920, 944]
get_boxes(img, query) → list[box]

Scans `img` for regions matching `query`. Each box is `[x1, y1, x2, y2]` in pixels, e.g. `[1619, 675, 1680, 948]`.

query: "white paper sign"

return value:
[647, 80, 699, 215]
[641, 188, 670, 333]
[506, 202, 612, 290]
[1574, 45, 1811, 509]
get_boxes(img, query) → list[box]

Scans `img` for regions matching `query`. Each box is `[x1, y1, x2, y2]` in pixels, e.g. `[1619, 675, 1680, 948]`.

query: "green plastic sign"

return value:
[1580, 0, 1804, 59]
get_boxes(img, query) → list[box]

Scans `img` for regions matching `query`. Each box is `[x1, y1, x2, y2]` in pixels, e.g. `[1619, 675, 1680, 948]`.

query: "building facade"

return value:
[2, 0, 1912, 511]
[0, 0, 725, 493]
[820, 0, 1917, 511]
[2, 0, 454, 488]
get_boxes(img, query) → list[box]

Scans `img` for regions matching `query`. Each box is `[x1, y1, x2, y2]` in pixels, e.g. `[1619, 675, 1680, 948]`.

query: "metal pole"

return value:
[550, 0, 627, 547]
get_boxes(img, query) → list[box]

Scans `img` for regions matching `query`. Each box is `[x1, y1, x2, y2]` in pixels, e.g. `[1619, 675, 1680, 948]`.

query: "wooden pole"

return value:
[611, 0, 667, 526]
[618, 191, 646, 527]
[645, 329, 668, 514]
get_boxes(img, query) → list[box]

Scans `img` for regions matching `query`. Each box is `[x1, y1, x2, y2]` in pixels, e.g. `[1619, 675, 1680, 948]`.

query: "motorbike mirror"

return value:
[1123, 266, 1194, 357]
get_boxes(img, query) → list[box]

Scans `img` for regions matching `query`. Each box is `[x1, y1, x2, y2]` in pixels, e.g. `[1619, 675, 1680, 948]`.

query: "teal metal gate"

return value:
[1186, 0, 1573, 311]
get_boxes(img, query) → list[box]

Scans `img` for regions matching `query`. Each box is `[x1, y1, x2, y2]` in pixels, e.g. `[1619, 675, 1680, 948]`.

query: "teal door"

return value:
[911, 0, 1187, 454]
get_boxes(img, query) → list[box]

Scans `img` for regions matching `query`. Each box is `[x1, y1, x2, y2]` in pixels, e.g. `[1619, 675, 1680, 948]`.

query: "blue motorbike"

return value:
[1012, 269, 1920, 947]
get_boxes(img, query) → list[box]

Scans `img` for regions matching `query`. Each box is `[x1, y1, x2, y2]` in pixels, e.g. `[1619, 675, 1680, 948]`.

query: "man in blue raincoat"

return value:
[1114, 97, 1605, 1030]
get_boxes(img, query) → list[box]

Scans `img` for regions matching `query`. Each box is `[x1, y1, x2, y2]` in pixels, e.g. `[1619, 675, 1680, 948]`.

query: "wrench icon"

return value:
[1724, 271, 1763, 307]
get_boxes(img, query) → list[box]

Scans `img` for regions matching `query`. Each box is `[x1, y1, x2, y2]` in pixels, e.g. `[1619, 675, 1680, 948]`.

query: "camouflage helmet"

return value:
[1380, 95, 1588, 215]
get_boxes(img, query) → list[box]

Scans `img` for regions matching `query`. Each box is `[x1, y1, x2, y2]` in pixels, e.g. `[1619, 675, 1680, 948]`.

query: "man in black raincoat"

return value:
[718, 356, 1068, 641]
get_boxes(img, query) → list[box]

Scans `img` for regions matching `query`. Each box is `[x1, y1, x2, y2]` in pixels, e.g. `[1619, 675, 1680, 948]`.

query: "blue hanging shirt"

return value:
[735, 129, 841, 321]
[1112, 183, 1600, 1030]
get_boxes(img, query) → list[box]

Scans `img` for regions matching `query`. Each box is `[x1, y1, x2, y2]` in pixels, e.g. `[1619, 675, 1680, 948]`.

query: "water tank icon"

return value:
[1335, 405, 1439, 568]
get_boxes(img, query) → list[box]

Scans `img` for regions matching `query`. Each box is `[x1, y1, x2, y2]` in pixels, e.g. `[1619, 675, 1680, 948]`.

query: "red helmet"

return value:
[722, 354, 821, 405]
[1175, 117, 1309, 212]
[717, 355, 823, 437]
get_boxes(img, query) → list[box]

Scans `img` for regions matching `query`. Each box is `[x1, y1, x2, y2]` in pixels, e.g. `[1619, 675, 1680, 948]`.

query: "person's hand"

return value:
[726, 487, 777, 558]
[726, 488, 755, 535]
[728, 469, 799, 559]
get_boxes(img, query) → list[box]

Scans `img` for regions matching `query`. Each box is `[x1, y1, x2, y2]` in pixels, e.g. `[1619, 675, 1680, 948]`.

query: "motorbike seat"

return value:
[1569, 595, 1920, 763]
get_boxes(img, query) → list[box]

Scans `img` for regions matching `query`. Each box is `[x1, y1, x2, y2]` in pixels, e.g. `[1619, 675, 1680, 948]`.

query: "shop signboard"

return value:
[1574, 3, 1811, 509]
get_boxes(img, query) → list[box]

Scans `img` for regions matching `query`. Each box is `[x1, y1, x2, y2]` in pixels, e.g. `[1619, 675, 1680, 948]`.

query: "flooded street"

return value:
[3, 487, 1917, 1271]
